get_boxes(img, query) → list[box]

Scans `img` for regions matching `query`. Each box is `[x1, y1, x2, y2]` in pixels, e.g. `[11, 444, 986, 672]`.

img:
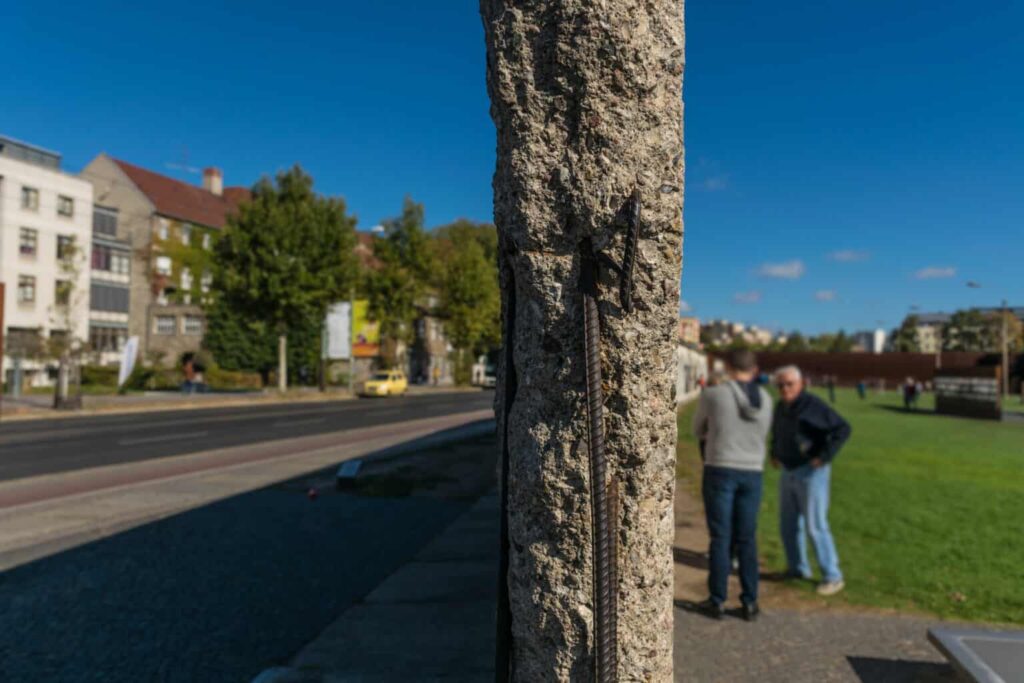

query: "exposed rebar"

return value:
[581, 239, 617, 682]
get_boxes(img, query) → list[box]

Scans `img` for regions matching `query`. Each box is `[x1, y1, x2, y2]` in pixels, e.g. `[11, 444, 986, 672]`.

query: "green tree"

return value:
[782, 331, 809, 352]
[891, 315, 921, 352]
[213, 165, 357, 391]
[829, 329, 854, 352]
[434, 222, 501, 382]
[943, 309, 997, 351]
[365, 198, 438, 365]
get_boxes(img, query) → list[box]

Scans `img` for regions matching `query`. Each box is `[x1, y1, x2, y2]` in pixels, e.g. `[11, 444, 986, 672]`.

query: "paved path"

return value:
[672, 483, 958, 682]
[0, 390, 493, 482]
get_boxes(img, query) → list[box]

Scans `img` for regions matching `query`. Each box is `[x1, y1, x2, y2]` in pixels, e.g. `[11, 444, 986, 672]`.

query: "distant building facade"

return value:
[80, 155, 249, 365]
[913, 313, 950, 353]
[677, 316, 700, 346]
[701, 318, 778, 348]
[852, 328, 887, 354]
[0, 135, 93, 388]
[88, 204, 131, 364]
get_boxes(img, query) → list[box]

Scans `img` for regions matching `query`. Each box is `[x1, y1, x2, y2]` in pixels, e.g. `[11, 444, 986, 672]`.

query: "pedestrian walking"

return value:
[903, 377, 918, 411]
[692, 350, 773, 621]
[771, 365, 852, 596]
[826, 375, 836, 404]
[856, 380, 867, 400]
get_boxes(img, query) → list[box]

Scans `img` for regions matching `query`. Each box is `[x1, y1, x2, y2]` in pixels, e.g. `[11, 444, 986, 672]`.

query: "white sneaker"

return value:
[816, 580, 845, 596]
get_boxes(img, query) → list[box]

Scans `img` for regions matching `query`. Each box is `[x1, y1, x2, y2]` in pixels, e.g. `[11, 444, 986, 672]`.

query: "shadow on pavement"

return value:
[0, 434, 497, 683]
[846, 656, 958, 682]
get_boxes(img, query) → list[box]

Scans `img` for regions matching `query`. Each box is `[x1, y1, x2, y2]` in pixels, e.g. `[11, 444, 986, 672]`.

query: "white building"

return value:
[676, 345, 708, 405]
[0, 135, 92, 388]
[852, 328, 888, 354]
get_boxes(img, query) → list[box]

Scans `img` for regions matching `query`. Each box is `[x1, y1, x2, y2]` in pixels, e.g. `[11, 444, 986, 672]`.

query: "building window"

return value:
[155, 255, 172, 276]
[93, 207, 118, 236]
[181, 223, 191, 245]
[154, 315, 177, 335]
[57, 235, 75, 260]
[19, 227, 38, 256]
[202, 232, 212, 250]
[57, 195, 74, 217]
[180, 266, 193, 291]
[183, 315, 203, 335]
[90, 283, 129, 313]
[156, 218, 169, 241]
[113, 252, 130, 275]
[55, 280, 72, 306]
[21, 187, 39, 211]
[89, 325, 127, 352]
[18, 275, 36, 304]
[200, 270, 213, 293]
[91, 245, 131, 275]
[7, 327, 43, 357]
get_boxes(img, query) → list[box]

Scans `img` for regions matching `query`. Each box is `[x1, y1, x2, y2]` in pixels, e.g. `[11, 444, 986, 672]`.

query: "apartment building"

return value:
[88, 204, 132, 364]
[81, 154, 249, 365]
[0, 135, 92, 388]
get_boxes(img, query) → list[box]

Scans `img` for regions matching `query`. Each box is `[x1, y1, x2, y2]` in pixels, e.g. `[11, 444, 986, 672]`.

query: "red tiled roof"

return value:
[355, 231, 382, 270]
[112, 158, 250, 229]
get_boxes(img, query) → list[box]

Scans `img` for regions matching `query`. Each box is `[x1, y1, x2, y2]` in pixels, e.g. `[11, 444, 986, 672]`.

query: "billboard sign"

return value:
[935, 367, 1002, 420]
[324, 303, 351, 360]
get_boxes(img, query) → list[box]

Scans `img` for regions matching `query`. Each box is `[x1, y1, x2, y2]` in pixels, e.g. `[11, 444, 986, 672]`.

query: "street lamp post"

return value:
[1002, 299, 1009, 397]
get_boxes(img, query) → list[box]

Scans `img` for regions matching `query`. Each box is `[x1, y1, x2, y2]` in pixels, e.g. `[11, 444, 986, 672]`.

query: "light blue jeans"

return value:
[779, 463, 843, 582]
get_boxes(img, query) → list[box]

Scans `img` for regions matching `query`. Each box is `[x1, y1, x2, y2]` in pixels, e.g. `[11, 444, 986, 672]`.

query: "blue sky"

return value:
[3, 1, 1022, 334]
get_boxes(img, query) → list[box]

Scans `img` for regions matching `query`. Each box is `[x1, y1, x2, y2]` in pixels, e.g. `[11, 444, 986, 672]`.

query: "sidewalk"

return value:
[672, 485, 958, 682]
[254, 466, 961, 681]
[258, 493, 499, 682]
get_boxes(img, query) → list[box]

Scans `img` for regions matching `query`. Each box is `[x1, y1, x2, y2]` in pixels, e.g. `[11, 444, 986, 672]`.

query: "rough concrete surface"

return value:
[482, 1, 685, 679]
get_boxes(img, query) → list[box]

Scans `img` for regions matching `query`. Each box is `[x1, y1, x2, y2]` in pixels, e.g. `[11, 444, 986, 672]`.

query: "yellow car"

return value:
[359, 370, 408, 397]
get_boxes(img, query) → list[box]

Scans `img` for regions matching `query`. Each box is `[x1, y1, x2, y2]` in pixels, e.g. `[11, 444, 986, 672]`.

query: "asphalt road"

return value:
[0, 391, 494, 483]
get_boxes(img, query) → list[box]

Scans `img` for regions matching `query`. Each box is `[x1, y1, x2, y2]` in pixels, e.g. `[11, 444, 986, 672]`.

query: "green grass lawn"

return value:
[677, 387, 1024, 624]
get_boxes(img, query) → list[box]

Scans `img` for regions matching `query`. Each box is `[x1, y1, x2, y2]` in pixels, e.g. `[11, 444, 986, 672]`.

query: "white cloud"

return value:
[679, 300, 693, 313]
[828, 249, 870, 263]
[734, 290, 762, 304]
[914, 266, 957, 280]
[757, 260, 806, 280]
[699, 175, 729, 192]
[815, 289, 837, 302]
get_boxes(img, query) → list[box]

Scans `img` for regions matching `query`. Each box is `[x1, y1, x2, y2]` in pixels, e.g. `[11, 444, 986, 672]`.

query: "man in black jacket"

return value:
[771, 365, 852, 596]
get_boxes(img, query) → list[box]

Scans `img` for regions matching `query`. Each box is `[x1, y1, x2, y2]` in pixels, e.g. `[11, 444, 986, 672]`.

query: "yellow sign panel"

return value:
[352, 300, 380, 358]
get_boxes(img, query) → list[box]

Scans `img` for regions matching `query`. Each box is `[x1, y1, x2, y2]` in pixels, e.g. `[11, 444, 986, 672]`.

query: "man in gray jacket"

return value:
[692, 350, 773, 620]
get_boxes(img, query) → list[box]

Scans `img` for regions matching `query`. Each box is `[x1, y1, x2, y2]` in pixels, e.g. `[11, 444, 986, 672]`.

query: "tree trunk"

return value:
[277, 333, 288, 393]
[482, 2, 684, 680]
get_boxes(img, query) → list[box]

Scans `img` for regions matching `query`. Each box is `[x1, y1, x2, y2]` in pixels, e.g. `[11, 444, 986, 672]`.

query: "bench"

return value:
[928, 627, 1024, 683]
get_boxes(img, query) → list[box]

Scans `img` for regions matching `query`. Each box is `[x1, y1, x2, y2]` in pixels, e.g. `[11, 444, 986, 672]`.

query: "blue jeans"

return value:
[702, 465, 763, 606]
[779, 463, 842, 582]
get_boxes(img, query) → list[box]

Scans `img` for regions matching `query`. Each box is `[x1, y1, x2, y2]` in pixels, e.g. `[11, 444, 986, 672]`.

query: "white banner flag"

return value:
[118, 336, 139, 387]
[325, 303, 352, 360]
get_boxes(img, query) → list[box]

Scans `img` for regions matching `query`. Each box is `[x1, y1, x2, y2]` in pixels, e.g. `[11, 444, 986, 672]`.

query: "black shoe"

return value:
[696, 598, 724, 620]
[742, 602, 760, 622]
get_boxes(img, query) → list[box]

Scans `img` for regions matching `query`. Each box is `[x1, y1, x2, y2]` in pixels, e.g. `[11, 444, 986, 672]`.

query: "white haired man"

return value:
[771, 365, 852, 596]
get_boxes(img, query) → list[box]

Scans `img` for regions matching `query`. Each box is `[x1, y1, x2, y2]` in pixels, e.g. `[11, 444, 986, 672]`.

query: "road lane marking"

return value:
[272, 418, 326, 429]
[119, 431, 210, 446]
